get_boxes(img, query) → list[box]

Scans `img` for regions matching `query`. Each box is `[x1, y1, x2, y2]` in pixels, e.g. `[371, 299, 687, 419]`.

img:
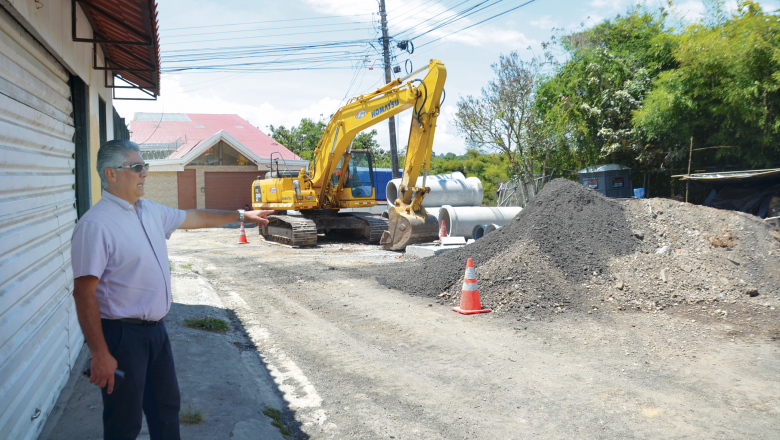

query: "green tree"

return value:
[429, 150, 511, 205]
[454, 52, 556, 188]
[536, 6, 674, 170]
[634, 1, 780, 168]
[268, 117, 326, 160]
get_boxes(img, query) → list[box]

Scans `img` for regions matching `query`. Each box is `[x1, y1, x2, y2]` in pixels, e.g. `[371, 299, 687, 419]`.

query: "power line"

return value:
[387, 0, 441, 27]
[389, 0, 465, 32]
[414, 0, 541, 47]
[163, 39, 374, 55]
[164, 28, 374, 46]
[399, 0, 506, 39]
[162, 21, 372, 38]
[160, 14, 373, 31]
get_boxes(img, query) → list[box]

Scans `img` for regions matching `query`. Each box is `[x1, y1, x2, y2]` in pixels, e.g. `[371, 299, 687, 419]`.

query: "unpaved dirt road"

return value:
[168, 228, 779, 439]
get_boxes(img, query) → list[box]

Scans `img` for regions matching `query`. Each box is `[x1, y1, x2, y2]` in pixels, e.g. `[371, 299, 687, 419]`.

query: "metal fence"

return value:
[496, 173, 555, 207]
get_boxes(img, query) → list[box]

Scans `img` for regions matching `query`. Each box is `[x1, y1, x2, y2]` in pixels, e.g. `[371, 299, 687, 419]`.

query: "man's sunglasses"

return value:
[114, 163, 150, 173]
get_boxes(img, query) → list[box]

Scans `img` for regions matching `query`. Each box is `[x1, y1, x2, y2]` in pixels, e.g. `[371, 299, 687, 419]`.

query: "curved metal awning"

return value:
[674, 168, 780, 183]
[72, 0, 160, 98]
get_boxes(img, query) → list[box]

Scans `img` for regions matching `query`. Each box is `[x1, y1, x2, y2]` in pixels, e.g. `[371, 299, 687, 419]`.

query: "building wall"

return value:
[89, 64, 113, 203]
[144, 171, 178, 209]
[0, 0, 115, 204]
[0, 2, 123, 439]
[186, 165, 263, 209]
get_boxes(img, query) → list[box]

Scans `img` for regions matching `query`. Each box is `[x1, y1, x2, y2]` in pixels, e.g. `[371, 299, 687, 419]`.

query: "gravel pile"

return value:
[379, 178, 780, 327]
[379, 178, 641, 316]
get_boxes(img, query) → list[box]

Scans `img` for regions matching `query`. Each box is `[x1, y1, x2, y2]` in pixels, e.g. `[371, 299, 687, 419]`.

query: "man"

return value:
[71, 140, 274, 440]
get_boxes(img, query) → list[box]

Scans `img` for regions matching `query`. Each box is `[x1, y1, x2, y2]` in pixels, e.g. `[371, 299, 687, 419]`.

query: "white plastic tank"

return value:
[439, 205, 522, 238]
[385, 172, 483, 207]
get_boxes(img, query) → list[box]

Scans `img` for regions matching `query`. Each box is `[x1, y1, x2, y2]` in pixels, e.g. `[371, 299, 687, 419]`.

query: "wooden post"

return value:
[686, 137, 693, 203]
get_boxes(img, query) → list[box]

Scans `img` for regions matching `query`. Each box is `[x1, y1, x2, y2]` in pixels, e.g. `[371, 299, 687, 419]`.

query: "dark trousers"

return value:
[101, 319, 181, 440]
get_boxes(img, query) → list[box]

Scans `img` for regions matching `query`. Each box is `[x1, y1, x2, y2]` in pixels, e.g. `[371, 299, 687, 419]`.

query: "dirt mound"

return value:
[379, 178, 780, 327]
[378, 178, 641, 314]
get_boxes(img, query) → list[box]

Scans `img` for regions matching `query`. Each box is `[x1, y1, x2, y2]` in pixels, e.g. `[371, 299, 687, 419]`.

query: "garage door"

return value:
[0, 8, 82, 440]
[205, 172, 265, 210]
[177, 169, 196, 210]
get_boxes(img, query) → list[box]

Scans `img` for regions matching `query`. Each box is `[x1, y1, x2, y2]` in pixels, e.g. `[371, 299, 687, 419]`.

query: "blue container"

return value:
[371, 168, 403, 201]
[634, 188, 645, 199]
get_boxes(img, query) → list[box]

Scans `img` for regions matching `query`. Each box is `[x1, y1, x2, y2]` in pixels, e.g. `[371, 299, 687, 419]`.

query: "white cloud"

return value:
[114, 75, 340, 134]
[675, 0, 707, 19]
[587, 0, 631, 12]
[301, 0, 376, 15]
[530, 15, 558, 30]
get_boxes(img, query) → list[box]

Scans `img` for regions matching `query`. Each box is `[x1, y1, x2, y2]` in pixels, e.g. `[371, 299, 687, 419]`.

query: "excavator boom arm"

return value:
[310, 60, 447, 209]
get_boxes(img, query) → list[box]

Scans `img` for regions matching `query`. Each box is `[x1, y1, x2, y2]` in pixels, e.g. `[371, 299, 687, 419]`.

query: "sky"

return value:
[115, 0, 780, 156]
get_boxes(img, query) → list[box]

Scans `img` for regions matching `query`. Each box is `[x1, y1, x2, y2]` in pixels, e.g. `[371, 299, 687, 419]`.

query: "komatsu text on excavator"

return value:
[252, 59, 446, 250]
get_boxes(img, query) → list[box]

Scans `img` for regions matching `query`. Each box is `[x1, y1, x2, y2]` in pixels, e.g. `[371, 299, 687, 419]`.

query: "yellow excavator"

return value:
[251, 59, 446, 250]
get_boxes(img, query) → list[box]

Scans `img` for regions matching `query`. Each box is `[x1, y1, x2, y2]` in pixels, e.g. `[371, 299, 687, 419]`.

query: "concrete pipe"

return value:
[385, 172, 483, 207]
[484, 224, 501, 235]
[472, 224, 487, 240]
[439, 205, 522, 238]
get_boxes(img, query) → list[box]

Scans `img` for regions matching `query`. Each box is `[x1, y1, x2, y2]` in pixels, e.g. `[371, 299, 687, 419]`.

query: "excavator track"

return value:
[351, 214, 389, 244]
[261, 215, 318, 246]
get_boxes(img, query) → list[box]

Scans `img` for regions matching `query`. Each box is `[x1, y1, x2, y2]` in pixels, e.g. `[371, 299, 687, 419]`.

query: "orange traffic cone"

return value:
[453, 258, 490, 315]
[439, 220, 448, 241]
[237, 222, 249, 244]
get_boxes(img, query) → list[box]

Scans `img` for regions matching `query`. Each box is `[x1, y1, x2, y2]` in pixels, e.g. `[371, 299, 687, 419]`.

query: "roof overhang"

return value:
[147, 130, 309, 171]
[674, 168, 780, 184]
[72, 0, 161, 98]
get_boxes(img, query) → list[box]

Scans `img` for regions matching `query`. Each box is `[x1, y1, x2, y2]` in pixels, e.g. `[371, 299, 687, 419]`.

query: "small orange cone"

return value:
[439, 220, 448, 242]
[237, 222, 249, 244]
[453, 258, 490, 315]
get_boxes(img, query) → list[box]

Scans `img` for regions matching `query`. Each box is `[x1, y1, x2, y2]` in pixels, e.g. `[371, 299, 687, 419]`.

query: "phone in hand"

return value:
[82, 358, 125, 390]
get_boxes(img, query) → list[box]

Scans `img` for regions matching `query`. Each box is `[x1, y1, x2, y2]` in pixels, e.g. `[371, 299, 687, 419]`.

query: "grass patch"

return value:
[263, 407, 291, 436]
[179, 406, 204, 424]
[183, 317, 229, 333]
[180, 263, 193, 270]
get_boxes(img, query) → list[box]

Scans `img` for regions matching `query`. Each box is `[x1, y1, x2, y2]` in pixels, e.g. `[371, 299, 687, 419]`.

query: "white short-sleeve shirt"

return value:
[71, 191, 186, 321]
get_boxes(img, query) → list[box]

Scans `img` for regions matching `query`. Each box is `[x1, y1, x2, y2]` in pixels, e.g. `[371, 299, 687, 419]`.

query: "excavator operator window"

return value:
[330, 156, 345, 189]
[346, 150, 375, 199]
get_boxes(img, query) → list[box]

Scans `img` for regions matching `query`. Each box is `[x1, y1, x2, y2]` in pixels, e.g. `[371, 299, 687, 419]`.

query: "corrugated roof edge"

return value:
[674, 168, 780, 182]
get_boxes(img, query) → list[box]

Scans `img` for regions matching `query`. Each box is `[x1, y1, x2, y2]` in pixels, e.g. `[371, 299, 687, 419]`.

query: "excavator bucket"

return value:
[380, 205, 440, 250]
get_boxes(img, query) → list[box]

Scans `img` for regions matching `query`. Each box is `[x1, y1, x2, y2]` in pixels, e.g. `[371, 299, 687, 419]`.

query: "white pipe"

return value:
[472, 224, 486, 240]
[386, 172, 483, 207]
[484, 224, 501, 234]
[439, 205, 522, 238]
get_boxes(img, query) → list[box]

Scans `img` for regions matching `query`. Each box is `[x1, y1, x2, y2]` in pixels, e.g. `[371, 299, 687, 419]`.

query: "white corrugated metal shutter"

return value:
[0, 8, 81, 440]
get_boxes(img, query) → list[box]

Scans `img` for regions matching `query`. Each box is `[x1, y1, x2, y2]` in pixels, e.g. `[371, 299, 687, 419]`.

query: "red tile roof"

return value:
[129, 113, 301, 161]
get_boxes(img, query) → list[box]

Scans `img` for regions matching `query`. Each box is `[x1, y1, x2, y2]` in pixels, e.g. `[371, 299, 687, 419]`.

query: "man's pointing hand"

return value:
[244, 210, 275, 227]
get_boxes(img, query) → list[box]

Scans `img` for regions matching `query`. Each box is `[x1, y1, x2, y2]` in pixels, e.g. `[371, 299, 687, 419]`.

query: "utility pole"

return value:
[686, 137, 693, 203]
[379, 0, 399, 178]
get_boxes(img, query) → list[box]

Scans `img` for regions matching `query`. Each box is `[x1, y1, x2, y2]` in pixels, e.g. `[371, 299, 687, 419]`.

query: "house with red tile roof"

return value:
[130, 113, 308, 210]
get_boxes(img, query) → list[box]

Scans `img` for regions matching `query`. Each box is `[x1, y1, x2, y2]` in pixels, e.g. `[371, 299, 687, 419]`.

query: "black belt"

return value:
[120, 318, 164, 326]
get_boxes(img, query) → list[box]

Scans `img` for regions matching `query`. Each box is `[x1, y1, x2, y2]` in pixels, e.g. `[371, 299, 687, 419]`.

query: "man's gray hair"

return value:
[97, 140, 142, 189]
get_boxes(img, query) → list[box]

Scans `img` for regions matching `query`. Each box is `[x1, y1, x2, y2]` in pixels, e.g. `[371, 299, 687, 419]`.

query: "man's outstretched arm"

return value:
[179, 209, 275, 229]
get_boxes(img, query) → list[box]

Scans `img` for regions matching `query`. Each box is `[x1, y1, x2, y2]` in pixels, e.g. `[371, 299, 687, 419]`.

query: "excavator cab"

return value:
[345, 151, 375, 200]
[330, 150, 376, 206]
